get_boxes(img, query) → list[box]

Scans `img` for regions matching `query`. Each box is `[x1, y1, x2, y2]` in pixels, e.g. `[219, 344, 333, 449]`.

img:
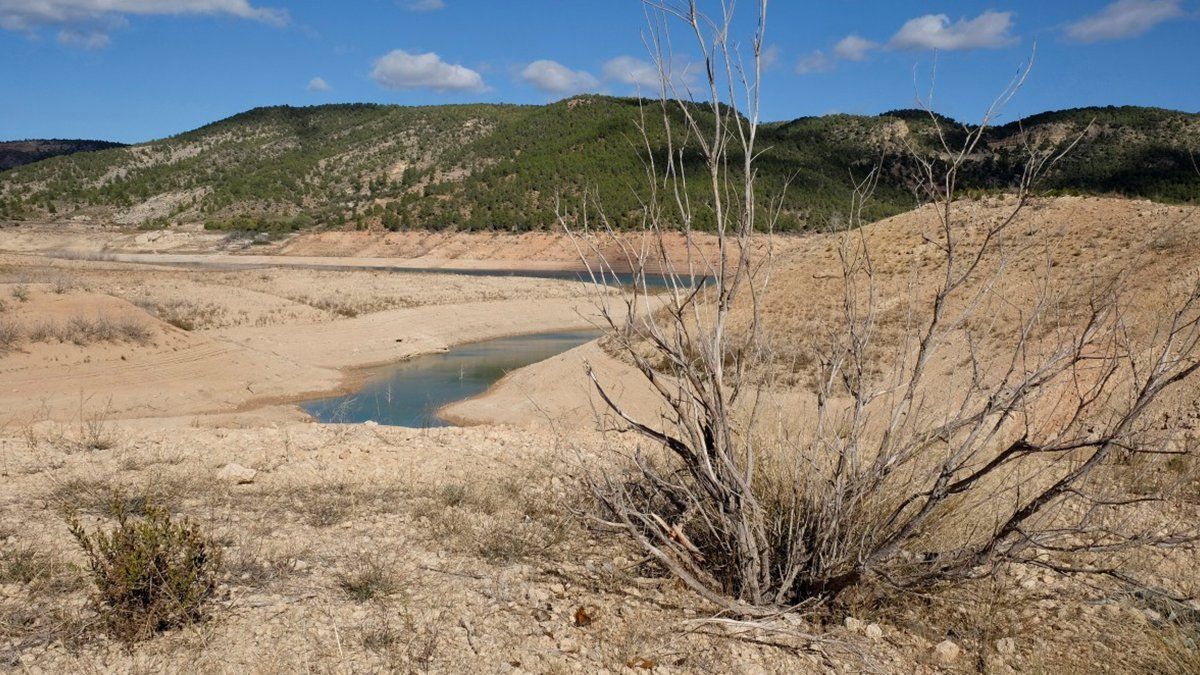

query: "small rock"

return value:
[217, 462, 257, 484]
[934, 640, 961, 663]
[843, 617, 865, 633]
[293, 560, 308, 572]
[557, 637, 579, 653]
[995, 637, 1016, 655]
[865, 623, 883, 639]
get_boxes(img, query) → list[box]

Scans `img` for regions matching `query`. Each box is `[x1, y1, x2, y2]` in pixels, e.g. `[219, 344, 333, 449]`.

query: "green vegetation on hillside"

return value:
[1, 99, 1195, 232]
[0, 139, 127, 172]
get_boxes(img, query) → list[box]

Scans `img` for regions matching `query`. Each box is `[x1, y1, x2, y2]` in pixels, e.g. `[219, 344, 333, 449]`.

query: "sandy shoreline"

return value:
[0, 252, 614, 425]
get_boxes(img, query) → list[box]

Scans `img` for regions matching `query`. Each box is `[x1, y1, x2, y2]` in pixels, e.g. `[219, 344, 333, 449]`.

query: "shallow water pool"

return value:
[300, 330, 600, 427]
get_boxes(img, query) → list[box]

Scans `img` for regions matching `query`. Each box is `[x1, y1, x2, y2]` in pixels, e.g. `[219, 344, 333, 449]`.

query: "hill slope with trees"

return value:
[0, 139, 126, 172]
[0, 98, 1195, 231]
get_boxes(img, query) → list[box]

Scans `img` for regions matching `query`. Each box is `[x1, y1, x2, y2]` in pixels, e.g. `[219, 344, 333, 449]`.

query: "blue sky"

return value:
[2, 1, 1197, 143]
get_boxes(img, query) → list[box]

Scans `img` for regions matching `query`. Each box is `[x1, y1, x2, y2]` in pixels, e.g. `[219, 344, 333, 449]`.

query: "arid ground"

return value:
[2, 196, 1199, 673]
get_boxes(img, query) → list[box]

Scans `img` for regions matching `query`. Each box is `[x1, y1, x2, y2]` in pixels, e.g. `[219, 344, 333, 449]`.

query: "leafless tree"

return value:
[564, 0, 1200, 616]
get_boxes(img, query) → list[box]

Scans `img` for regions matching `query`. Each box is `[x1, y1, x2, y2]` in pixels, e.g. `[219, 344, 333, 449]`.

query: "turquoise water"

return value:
[300, 330, 600, 427]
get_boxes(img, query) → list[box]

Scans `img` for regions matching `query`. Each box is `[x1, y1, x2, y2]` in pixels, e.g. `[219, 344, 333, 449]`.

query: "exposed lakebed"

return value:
[300, 330, 601, 427]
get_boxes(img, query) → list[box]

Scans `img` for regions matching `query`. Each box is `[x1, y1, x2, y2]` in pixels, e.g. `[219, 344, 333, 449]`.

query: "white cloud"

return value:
[889, 11, 1016, 51]
[371, 49, 486, 92]
[602, 56, 662, 89]
[307, 76, 331, 92]
[600, 55, 698, 93]
[795, 50, 834, 75]
[519, 60, 599, 95]
[0, 0, 286, 46]
[402, 0, 445, 12]
[1066, 0, 1183, 43]
[833, 35, 878, 61]
[761, 44, 781, 69]
[56, 28, 108, 48]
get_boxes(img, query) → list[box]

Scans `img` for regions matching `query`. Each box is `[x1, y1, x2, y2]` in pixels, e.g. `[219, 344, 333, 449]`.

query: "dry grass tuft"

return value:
[48, 477, 184, 519]
[0, 546, 83, 594]
[299, 481, 359, 527]
[358, 613, 440, 670]
[409, 478, 576, 565]
[224, 548, 299, 589]
[337, 557, 399, 603]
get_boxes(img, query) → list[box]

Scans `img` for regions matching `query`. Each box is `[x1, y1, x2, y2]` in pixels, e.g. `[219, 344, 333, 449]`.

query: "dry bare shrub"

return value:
[569, 0, 1200, 617]
[68, 496, 222, 642]
[25, 321, 55, 343]
[136, 298, 227, 331]
[51, 276, 73, 295]
[62, 315, 152, 346]
[0, 317, 20, 353]
[25, 314, 152, 347]
[10, 284, 29, 302]
[310, 298, 360, 318]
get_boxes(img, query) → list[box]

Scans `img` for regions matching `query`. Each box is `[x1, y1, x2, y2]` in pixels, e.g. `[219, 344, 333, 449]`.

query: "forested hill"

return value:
[0, 98, 1195, 232]
[0, 139, 126, 172]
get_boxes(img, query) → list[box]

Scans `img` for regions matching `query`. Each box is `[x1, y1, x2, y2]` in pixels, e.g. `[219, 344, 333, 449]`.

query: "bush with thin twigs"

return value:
[25, 321, 54, 343]
[51, 276, 73, 295]
[68, 494, 222, 642]
[572, 0, 1200, 617]
[20, 315, 153, 347]
[10, 284, 29, 302]
[0, 318, 20, 353]
[76, 403, 118, 451]
[135, 298, 227, 331]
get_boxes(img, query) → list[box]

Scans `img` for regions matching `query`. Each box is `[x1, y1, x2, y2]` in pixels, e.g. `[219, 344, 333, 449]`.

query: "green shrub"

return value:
[68, 495, 222, 641]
